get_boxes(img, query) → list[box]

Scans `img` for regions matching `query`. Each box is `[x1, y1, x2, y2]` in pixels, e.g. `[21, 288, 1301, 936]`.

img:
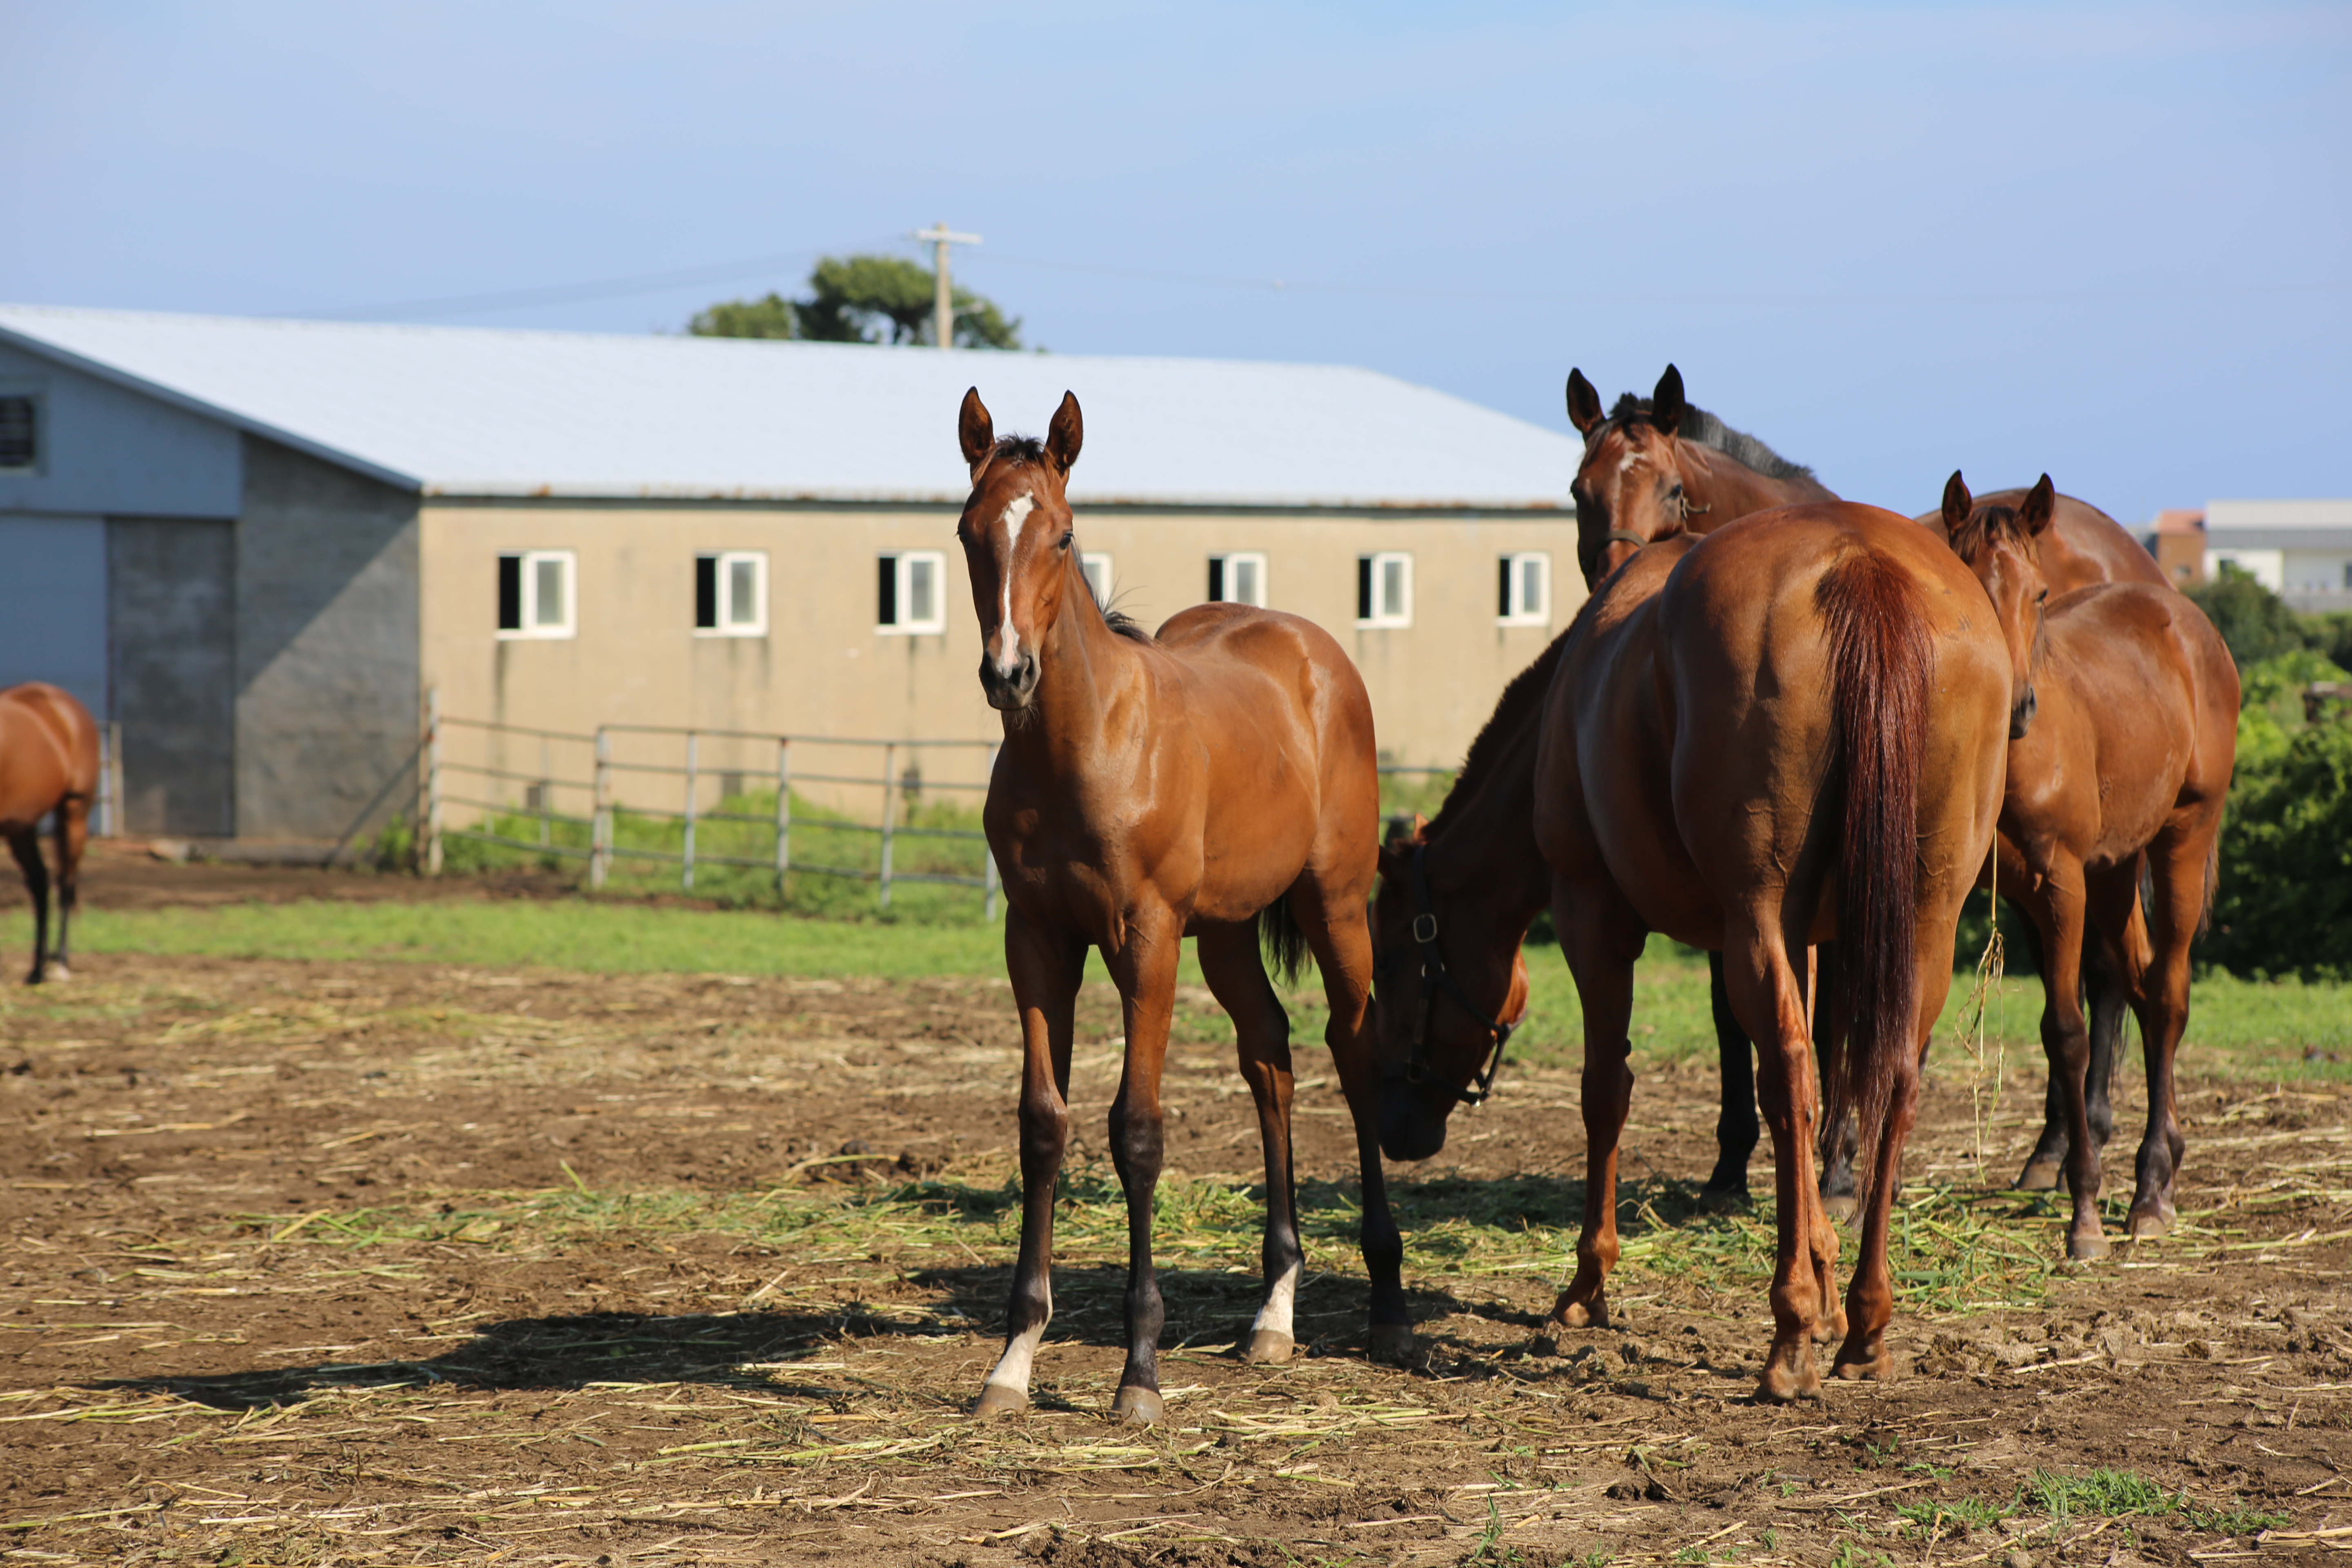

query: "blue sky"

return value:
[8, 1, 2347, 516]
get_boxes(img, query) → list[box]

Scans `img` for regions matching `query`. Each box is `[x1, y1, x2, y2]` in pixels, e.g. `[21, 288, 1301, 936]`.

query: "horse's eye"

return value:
[1669, 483, 1684, 498]
[1059, 530, 1074, 550]
[2036, 588, 2049, 604]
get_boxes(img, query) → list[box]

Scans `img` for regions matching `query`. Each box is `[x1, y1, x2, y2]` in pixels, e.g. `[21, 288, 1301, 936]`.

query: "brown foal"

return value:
[955, 390, 1399, 1425]
[1381, 504, 2009, 1401]
[1943, 474, 2239, 1258]
[0, 684, 100, 986]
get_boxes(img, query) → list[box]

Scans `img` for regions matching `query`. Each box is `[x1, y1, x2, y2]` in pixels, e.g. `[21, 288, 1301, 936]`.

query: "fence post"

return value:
[683, 731, 699, 891]
[591, 726, 612, 891]
[95, 723, 118, 837]
[774, 737, 791, 897]
[423, 686, 444, 875]
[983, 741, 1000, 922]
[878, 741, 896, 911]
[538, 734, 552, 849]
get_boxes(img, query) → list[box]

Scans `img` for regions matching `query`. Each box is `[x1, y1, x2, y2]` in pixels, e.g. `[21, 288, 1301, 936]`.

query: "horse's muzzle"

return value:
[980, 653, 1039, 711]
[2009, 684, 2037, 740]
[1377, 1082, 1450, 1163]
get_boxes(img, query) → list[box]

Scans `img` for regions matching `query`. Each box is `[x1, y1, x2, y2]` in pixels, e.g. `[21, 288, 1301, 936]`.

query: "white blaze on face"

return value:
[996, 493, 1036, 671]
[982, 1278, 1051, 1395]
[1251, 1260, 1301, 1341]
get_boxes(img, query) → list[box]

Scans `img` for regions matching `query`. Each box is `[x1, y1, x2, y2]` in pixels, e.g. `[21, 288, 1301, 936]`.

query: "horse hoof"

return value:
[1697, 1183, 1751, 1214]
[1243, 1329, 1294, 1365]
[1755, 1361, 1821, 1403]
[1108, 1386, 1162, 1426]
[1831, 1349, 1891, 1382]
[2013, 1160, 2062, 1193]
[2127, 1209, 2172, 1241]
[43, 963, 69, 983]
[1367, 1323, 1416, 1365]
[2067, 1231, 2111, 1263]
[972, 1382, 1029, 1418]
[1820, 1193, 1858, 1225]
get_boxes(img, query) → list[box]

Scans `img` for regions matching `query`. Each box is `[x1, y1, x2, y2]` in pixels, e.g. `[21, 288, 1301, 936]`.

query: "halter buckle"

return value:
[1410, 911, 1438, 944]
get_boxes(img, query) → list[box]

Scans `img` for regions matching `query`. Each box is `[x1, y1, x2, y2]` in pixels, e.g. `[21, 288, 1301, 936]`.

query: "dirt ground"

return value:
[2, 863, 2348, 1566]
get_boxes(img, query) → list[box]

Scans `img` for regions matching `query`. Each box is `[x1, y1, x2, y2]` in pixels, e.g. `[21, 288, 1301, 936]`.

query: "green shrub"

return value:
[2207, 696, 2352, 980]
[2186, 568, 2316, 666]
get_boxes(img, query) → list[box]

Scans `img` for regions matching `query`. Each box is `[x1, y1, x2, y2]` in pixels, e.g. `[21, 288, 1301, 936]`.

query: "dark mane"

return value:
[1423, 628, 1573, 842]
[1603, 392, 1813, 482]
[992, 434, 1049, 466]
[1945, 501, 2028, 564]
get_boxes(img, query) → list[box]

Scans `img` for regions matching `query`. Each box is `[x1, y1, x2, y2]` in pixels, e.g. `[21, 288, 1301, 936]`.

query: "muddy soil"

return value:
[1, 935, 2348, 1566]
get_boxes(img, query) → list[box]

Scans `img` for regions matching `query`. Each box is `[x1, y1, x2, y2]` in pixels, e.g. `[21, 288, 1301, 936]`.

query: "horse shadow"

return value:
[91, 1171, 1733, 1411]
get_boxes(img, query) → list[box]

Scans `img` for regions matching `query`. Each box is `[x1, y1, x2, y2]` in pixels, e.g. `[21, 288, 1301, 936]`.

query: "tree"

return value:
[2184, 567, 2313, 668]
[689, 254, 1021, 349]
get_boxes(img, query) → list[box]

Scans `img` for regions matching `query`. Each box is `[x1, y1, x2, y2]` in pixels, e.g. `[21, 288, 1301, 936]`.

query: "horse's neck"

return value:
[1004, 594, 1148, 784]
[1429, 715, 1553, 925]
[1683, 443, 1832, 528]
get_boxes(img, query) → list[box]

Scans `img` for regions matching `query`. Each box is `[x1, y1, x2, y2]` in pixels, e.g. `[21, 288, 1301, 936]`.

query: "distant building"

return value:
[2148, 508, 2206, 588]
[0, 307, 1581, 841]
[2201, 499, 2352, 612]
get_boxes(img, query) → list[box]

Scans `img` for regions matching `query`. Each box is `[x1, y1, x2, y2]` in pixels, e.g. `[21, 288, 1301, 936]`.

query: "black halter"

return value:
[1392, 843, 1517, 1108]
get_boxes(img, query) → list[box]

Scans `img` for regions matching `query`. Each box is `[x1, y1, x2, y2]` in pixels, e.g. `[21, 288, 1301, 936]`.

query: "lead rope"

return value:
[1955, 847, 2008, 1169]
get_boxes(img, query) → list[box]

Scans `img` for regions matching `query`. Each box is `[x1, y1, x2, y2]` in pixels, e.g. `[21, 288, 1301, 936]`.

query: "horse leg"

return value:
[1718, 915, 1829, 1401]
[2081, 915, 2128, 1164]
[9, 831, 49, 987]
[1813, 945, 1861, 1224]
[1103, 907, 1183, 1425]
[51, 795, 88, 979]
[1195, 921, 1303, 1365]
[1551, 882, 1642, 1332]
[1700, 951, 1759, 1209]
[975, 908, 1083, 1418]
[1286, 879, 1409, 1363]
[2007, 911, 2074, 1192]
[1829, 948, 1943, 1383]
[2031, 867, 2109, 1261]
[2124, 825, 2208, 1241]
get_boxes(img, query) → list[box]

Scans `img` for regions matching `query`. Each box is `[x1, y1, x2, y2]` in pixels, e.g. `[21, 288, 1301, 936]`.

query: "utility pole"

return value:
[910, 222, 981, 350]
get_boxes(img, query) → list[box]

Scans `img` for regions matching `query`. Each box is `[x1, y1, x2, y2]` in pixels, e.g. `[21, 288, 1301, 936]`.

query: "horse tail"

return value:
[1259, 894, 1312, 987]
[1818, 548, 1933, 1206]
[2200, 836, 2219, 938]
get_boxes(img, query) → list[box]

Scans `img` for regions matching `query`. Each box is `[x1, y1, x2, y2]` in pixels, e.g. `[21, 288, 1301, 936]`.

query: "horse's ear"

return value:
[1045, 391, 1083, 475]
[1651, 364, 1686, 437]
[1377, 812, 1427, 879]
[1940, 470, 1973, 535]
[958, 387, 994, 474]
[2020, 474, 2057, 537]
[1565, 368, 1604, 434]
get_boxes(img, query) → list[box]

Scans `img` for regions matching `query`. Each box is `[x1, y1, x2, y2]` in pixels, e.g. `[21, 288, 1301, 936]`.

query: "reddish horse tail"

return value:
[1818, 550, 1932, 1201]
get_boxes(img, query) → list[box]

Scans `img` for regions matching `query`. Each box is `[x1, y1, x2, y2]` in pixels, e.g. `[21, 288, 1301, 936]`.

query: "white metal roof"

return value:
[0, 305, 1578, 510]
[2204, 498, 2352, 531]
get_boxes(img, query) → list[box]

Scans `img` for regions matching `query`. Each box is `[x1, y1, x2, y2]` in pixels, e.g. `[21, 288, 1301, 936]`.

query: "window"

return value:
[1356, 551, 1412, 628]
[496, 550, 575, 638]
[1208, 552, 1267, 608]
[878, 550, 947, 634]
[695, 550, 767, 636]
[1497, 552, 1550, 625]
[1080, 552, 1114, 608]
[0, 394, 36, 474]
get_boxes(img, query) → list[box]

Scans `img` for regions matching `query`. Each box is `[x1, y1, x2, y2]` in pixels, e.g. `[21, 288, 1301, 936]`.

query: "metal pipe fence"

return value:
[421, 694, 1004, 917]
[418, 692, 1459, 920]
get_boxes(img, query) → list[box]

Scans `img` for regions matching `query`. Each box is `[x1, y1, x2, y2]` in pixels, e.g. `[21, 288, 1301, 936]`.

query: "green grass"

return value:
[7, 887, 2349, 1075]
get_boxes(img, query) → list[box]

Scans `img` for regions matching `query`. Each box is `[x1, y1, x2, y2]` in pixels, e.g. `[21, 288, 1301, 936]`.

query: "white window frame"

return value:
[1080, 551, 1115, 608]
[695, 550, 768, 637]
[1498, 552, 1551, 626]
[0, 387, 42, 477]
[497, 549, 577, 640]
[1209, 551, 1268, 608]
[878, 549, 948, 635]
[1357, 551, 1413, 629]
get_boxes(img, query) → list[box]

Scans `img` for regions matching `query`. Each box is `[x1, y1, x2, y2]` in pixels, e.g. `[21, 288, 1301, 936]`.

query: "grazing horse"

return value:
[1376, 503, 2009, 1399]
[1942, 474, 2238, 1258]
[1565, 365, 1831, 1207]
[1919, 483, 2172, 1194]
[0, 683, 100, 985]
[955, 388, 1400, 1425]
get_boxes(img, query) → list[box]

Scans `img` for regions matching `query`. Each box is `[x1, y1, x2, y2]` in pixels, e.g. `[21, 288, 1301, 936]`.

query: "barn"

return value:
[0, 305, 1583, 845]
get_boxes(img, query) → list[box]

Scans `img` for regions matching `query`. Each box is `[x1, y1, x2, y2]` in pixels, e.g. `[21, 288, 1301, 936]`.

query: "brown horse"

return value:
[1919, 482, 2171, 1192]
[1376, 503, 2009, 1400]
[954, 388, 1398, 1425]
[1942, 474, 2238, 1258]
[0, 683, 100, 985]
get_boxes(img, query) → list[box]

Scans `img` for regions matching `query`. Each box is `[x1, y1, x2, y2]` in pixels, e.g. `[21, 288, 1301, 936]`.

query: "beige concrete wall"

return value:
[418, 501, 1582, 817]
